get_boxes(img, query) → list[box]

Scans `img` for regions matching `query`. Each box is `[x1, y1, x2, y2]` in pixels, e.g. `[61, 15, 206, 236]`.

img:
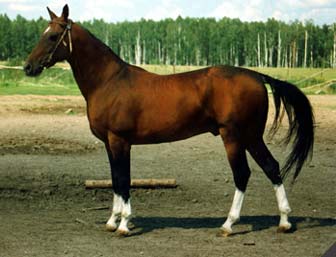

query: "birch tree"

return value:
[304, 30, 308, 68]
[264, 32, 268, 67]
[257, 33, 261, 67]
[135, 30, 141, 65]
[277, 30, 282, 67]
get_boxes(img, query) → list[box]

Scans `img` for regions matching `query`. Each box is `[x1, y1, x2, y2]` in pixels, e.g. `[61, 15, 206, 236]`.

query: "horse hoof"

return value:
[117, 229, 130, 237]
[277, 223, 292, 233]
[106, 223, 117, 232]
[217, 228, 232, 237]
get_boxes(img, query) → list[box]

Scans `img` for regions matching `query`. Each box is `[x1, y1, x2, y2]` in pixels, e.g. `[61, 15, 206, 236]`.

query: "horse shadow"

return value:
[129, 215, 335, 236]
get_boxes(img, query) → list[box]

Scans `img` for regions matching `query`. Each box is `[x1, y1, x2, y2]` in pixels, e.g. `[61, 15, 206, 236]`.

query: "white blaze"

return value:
[43, 26, 51, 34]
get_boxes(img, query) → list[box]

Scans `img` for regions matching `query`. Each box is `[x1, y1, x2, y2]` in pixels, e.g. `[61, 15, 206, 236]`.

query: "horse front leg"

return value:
[105, 133, 131, 236]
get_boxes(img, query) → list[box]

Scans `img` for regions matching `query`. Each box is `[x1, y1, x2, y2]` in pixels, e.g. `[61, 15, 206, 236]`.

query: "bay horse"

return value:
[24, 5, 314, 236]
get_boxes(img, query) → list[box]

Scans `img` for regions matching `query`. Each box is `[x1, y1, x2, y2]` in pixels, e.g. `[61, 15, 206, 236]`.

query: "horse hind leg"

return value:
[247, 138, 292, 232]
[219, 127, 251, 237]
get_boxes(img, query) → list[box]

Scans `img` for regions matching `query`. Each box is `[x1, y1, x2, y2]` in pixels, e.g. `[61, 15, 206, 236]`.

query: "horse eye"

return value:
[48, 34, 58, 42]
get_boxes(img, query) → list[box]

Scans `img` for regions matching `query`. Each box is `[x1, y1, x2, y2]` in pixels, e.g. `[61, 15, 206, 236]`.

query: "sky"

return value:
[1, 0, 336, 25]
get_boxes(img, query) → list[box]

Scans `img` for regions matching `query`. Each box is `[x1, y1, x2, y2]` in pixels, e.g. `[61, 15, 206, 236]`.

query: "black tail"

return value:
[262, 75, 315, 182]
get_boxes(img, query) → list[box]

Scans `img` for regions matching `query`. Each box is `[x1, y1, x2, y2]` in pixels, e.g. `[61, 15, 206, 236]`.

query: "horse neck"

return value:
[67, 24, 126, 100]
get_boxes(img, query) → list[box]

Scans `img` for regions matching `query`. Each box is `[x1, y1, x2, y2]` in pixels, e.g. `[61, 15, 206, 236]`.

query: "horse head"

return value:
[24, 4, 72, 76]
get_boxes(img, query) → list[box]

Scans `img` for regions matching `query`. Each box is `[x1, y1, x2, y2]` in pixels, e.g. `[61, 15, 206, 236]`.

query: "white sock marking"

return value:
[106, 194, 132, 233]
[222, 188, 245, 233]
[274, 184, 292, 228]
[106, 194, 122, 229]
[118, 199, 131, 233]
[274, 184, 291, 213]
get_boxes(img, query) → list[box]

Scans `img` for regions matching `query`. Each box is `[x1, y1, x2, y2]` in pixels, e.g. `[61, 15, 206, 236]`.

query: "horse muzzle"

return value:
[23, 61, 44, 77]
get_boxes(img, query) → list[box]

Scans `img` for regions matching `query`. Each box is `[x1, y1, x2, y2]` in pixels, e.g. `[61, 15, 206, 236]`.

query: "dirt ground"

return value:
[0, 95, 335, 257]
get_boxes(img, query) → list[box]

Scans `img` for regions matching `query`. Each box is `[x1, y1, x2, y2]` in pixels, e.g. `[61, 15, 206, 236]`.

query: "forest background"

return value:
[1, 14, 336, 68]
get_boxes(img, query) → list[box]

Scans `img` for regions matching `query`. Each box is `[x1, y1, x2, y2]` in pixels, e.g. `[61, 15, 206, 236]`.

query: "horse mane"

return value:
[80, 25, 125, 64]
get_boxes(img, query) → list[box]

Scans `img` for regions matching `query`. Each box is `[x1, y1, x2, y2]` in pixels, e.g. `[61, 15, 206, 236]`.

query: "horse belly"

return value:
[131, 110, 216, 144]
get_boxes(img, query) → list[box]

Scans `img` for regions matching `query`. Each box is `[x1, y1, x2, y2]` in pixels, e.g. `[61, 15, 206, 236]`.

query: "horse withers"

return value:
[24, 5, 314, 236]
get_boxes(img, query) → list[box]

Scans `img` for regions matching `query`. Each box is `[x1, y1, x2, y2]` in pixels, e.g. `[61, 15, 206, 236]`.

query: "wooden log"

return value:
[85, 179, 177, 189]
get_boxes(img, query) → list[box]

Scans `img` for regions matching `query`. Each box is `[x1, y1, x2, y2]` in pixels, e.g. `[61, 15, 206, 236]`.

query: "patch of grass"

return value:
[249, 67, 336, 87]
[0, 85, 80, 95]
[0, 66, 80, 95]
[329, 83, 336, 93]
[1, 63, 336, 95]
[142, 64, 205, 75]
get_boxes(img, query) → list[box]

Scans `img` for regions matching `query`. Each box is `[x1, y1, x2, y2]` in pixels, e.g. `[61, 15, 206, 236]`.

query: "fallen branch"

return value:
[85, 179, 177, 189]
[82, 206, 110, 212]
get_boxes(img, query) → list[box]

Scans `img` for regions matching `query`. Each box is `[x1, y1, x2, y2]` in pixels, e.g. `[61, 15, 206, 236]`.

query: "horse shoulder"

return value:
[86, 84, 136, 140]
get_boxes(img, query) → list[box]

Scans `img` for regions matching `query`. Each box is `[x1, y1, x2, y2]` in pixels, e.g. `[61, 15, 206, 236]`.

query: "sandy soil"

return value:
[0, 95, 335, 257]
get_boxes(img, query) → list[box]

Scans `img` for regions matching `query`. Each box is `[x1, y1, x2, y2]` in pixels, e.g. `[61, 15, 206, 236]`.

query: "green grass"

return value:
[1, 62, 335, 95]
[141, 65, 336, 94]
[0, 65, 80, 95]
[248, 67, 336, 94]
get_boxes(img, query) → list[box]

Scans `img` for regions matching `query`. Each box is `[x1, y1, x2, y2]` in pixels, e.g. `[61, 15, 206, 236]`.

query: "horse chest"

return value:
[87, 104, 136, 142]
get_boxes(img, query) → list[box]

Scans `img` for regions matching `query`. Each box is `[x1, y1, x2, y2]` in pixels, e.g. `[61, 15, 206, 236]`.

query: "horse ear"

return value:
[47, 7, 57, 20]
[61, 4, 69, 22]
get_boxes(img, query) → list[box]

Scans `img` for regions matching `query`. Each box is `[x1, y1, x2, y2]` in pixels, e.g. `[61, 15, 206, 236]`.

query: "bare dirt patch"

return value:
[0, 95, 335, 257]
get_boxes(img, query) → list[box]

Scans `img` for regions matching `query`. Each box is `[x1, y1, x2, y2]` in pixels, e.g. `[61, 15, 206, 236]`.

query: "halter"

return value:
[45, 20, 73, 65]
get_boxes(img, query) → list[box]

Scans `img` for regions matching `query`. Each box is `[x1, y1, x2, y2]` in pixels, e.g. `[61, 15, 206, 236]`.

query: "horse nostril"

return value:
[24, 63, 32, 74]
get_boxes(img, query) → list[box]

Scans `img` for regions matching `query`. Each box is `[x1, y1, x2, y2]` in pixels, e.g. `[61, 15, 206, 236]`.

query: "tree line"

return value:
[1, 14, 336, 68]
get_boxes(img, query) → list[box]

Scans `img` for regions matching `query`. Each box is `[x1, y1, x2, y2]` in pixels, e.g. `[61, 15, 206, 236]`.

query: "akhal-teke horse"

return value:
[24, 5, 314, 236]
